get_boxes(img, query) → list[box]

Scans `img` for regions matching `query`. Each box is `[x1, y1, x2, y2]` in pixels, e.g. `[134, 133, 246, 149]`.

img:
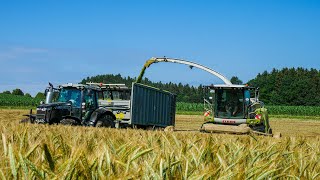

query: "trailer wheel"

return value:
[60, 118, 80, 126]
[96, 114, 115, 128]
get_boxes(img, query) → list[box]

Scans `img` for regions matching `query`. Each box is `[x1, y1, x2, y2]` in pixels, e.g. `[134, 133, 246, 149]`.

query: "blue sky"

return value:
[0, 0, 319, 95]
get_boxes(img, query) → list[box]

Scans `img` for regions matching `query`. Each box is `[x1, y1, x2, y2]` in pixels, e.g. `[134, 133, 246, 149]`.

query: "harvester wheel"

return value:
[96, 114, 115, 128]
[60, 118, 80, 126]
[251, 124, 272, 134]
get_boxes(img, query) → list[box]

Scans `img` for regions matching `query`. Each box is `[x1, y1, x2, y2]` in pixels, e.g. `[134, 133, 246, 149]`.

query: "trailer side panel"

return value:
[130, 83, 176, 127]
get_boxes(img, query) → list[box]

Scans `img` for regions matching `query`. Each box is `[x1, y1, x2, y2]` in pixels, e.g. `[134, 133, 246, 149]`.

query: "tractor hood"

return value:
[35, 102, 73, 124]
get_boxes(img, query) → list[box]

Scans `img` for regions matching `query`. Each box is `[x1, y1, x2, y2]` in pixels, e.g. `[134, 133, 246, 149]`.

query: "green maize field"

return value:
[176, 102, 204, 112]
[266, 105, 320, 116]
[0, 94, 42, 107]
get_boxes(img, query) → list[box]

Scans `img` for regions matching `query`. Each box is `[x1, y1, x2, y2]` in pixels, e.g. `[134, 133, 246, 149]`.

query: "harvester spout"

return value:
[136, 57, 232, 85]
[136, 58, 157, 83]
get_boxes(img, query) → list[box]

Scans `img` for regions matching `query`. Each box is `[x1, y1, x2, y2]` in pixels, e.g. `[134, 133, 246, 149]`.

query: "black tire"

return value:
[96, 114, 115, 128]
[60, 118, 80, 126]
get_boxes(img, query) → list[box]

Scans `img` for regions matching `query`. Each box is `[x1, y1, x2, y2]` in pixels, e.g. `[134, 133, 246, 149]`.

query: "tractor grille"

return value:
[36, 108, 47, 122]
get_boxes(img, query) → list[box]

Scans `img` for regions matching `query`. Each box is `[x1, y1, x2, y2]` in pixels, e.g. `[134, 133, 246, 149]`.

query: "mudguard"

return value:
[87, 108, 116, 126]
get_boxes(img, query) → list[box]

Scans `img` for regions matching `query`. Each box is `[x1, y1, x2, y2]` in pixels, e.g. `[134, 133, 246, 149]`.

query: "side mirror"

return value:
[44, 89, 48, 96]
[40, 101, 44, 105]
[255, 87, 260, 101]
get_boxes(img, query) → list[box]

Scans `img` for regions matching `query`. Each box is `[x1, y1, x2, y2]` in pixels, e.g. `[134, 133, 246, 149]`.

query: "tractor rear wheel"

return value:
[96, 114, 115, 128]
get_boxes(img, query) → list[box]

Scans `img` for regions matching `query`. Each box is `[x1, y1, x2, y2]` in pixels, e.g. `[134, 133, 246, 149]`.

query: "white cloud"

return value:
[0, 46, 48, 61]
[12, 47, 48, 53]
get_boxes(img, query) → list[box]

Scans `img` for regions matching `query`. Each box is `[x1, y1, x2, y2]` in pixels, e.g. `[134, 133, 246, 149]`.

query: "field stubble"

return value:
[0, 109, 320, 179]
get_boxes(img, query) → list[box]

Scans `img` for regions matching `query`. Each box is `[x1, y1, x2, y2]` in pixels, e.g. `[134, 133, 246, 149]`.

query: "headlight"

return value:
[255, 114, 262, 120]
[37, 108, 47, 111]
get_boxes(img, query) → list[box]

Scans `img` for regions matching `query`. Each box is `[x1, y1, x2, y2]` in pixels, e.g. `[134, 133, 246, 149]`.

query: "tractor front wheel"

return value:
[60, 118, 80, 126]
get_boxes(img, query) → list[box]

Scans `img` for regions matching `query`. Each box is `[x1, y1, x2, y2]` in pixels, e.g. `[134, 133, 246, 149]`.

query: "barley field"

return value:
[0, 109, 320, 179]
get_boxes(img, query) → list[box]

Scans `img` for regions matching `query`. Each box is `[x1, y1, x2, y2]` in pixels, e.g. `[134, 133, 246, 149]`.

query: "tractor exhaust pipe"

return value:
[45, 82, 54, 104]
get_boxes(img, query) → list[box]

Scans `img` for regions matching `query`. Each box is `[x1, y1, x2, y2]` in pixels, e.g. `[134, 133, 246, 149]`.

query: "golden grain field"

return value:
[0, 109, 320, 179]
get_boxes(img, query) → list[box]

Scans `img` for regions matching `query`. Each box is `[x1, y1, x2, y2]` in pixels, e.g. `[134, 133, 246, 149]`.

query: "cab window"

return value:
[215, 89, 244, 118]
[57, 88, 81, 107]
[84, 89, 96, 109]
[102, 90, 131, 100]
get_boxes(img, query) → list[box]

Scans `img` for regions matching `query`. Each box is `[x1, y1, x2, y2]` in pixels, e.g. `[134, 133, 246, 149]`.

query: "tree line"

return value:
[1, 89, 45, 99]
[248, 67, 320, 106]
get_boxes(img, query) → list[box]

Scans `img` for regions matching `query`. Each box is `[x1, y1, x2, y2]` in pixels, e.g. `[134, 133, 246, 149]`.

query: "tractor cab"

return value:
[33, 83, 100, 124]
[56, 84, 98, 118]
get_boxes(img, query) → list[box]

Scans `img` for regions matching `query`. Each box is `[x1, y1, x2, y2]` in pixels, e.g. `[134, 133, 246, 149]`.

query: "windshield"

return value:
[215, 89, 244, 119]
[102, 90, 131, 100]
[57, 88, 82, 107]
